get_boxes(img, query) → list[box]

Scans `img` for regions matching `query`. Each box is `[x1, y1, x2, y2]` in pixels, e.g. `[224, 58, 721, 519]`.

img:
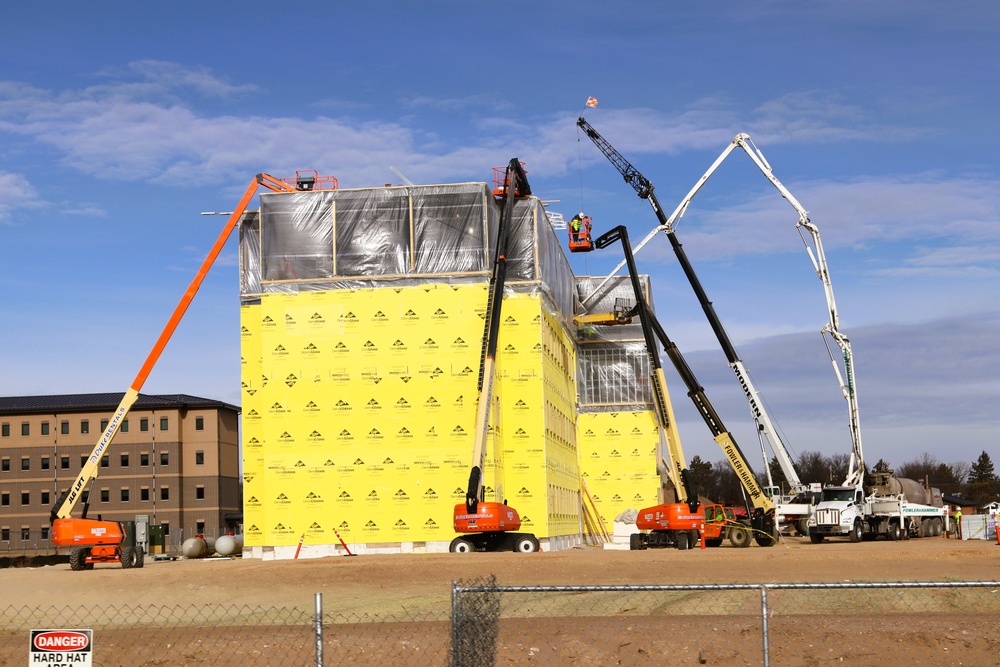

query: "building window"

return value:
[81, 420, 89, 435]
[41, 491, 50, 504]
[100, 456, 109, 468]
[61, 421, 69, 435]
[196, 521, 205, 534]
[1, 492, 8, 506]
[195, 416, 205, 431]
[60, 456, 70, 470]
[1, 459, 8, 472]
[121, 453, 129, 467]
[81, 491, 89, 504]
[100, 489, 109, 503]
[160, 487, 170, 501]
[41, 421, 49, 436]
[121, 419, 129, 434]
[195, 451, 205, 465]
[100, 419, 108, 431]
[120, 488, 129, 502]
[21, 458, 30, 471]
[162, 523, 170, 537]
[160, 452, 169, 466]
[0, 528, 9, 541]
[140, 418, 149, 432]
[41, 527, 49, 540]
[1, 423, 8, 437]
[159, 417, 169, 432]
[21, 528, 30, 541]
[21, 423, 29, 436]
[140, 488, 149, 502]
[21, 492, 30, 505]
[80, 456, 87, 468]
[196, 486, 205, 500]
[41, 457, 50, 470]
[140, 453, 149, 467]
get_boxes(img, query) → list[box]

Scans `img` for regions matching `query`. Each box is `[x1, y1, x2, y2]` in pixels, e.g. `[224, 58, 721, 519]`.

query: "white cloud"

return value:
[0, 171, 46, 222]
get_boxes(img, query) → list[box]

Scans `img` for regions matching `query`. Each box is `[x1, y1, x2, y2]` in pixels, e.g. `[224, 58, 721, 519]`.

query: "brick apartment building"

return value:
[0, 393, 241, 554]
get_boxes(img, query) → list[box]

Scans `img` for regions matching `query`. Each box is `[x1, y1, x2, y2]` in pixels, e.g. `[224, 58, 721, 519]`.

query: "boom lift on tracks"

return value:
[450, 158, 540, 553]
[592, 225, 776, 548]
[50, 173, 297, 570]
[576, 117, 840, 531]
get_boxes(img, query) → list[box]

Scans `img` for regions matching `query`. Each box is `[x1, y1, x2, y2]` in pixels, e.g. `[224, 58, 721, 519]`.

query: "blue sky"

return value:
[1, 2, 998, 474]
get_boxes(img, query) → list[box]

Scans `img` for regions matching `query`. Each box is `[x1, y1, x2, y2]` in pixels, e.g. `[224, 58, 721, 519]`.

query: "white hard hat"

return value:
[578, 212, 585, 218]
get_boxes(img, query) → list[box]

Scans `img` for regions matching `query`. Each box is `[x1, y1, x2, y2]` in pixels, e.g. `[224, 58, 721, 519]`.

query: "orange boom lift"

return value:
[50, 173, 297, 570]
[450, 158, 540, 553]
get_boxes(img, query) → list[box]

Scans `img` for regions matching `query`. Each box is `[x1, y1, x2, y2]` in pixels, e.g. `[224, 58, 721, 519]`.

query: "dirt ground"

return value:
[2, 535, 999, 665]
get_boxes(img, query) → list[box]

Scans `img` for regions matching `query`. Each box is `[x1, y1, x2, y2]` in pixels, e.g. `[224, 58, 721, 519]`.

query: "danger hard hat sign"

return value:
[29, 629, 92, 665]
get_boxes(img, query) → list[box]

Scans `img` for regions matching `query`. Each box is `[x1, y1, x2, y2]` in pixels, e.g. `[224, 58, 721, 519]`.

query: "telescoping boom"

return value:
[577, 117, 863, 493]
[50, 173, 296, 570]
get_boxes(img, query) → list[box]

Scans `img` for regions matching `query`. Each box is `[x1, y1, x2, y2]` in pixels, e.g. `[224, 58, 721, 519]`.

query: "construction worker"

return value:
[955, 506, 963, 539]
[570, 212, 586, 237]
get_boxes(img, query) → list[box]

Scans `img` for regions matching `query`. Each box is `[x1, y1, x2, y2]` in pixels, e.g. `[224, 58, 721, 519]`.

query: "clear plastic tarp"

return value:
[239, 182, 577, 322]
[577, 341, 653, 409]
[575, 275, 657, 412]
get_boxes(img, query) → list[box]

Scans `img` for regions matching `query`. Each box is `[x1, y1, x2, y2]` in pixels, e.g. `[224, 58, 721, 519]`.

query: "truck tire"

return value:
[809, 533, 825, 544]
[676, 531, 690, 550]
[629, 533, 644, 550]
[69, 548, 87, 571]
[514, 535, 539, 553]
[888, 520, 901, 541]
[133, 547, 145, 568]
[849, 520, 863, 543]
[120, 547, 134, 568]
[728, 526, 751, 548]
[449, 537, 475, 553]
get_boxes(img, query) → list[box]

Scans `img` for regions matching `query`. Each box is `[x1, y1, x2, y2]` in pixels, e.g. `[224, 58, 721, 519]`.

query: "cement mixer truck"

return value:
[807, 471, 946, 542]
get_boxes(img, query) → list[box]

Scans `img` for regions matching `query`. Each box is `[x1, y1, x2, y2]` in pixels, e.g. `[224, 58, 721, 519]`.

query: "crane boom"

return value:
[577, 117, 812, 496]
[578, 117, 863, 489]
[51, 173, 295, 523]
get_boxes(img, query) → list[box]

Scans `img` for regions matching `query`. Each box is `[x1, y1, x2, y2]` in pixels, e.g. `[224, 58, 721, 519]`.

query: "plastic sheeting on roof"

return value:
[239, 182, 578, 322]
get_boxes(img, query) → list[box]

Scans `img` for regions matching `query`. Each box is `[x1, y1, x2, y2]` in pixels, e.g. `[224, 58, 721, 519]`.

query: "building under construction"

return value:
[237, 174, 664, 557]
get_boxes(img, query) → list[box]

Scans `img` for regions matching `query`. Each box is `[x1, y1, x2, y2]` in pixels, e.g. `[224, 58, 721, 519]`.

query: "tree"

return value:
[968, 451, 996, 484]
[897, 453, 942, 482]
[688, 455, 714, 500]
[966, 451, 999, 506]
[872, 458, 891, 474]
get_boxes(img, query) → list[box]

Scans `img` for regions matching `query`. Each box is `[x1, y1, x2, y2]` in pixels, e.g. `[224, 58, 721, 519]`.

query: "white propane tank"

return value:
[181, 537, 207, 558]
[216, 534, 244, 556]
[202, 536, 216, 556]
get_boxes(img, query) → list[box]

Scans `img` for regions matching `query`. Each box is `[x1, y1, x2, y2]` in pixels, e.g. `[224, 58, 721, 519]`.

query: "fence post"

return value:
[450, 581, 458, 667]
[315, 592, 324, 667]
[759, 585, 770, 667]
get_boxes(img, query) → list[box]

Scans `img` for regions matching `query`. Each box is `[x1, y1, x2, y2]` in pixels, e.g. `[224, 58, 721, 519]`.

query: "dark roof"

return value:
[942, 494, 979, 508]
[0, 393, 240, 416]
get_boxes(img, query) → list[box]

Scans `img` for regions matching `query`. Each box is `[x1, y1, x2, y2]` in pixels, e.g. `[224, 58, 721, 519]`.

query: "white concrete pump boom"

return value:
[577, 119, 804, 498]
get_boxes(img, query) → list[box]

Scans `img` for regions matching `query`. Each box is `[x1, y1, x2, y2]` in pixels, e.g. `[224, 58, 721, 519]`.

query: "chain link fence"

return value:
[2, 579, 998, 666]
[451, 580, 1000, 666]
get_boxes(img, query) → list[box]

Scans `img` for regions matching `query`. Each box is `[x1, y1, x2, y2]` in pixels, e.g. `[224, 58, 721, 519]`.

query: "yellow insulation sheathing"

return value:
[241, 284, 581, 548]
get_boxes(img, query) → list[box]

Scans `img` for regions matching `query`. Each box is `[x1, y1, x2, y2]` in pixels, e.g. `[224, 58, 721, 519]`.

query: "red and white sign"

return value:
[30, 629, 92, 666]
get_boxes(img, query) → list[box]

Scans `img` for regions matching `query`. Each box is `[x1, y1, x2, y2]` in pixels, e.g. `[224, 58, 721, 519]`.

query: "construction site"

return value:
[236, 163, 663, 558]
[32, 118, 990, 571]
